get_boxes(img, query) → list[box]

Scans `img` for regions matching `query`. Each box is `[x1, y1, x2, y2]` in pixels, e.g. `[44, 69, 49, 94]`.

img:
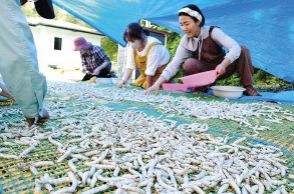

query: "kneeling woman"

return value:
[146, 4, 260, 96]
[118, 23, 170, 89]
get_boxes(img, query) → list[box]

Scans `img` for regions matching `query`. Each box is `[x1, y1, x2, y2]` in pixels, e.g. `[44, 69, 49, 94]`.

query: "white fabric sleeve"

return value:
[145, 45, 169, 76]
[125, 45, 136, 70]
[160, 43, 193, 80]
[211, 28, 241, 63]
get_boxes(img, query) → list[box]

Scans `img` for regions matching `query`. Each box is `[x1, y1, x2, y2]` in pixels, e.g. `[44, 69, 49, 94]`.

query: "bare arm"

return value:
[118, 68, 133, 88]
[145, 76, 166, 94]
[146, 75, 154, 89]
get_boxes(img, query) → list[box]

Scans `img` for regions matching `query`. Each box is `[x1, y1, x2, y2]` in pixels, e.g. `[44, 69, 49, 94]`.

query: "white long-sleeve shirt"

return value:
[126, 36, 170, 76]
[161, 26, 241, 80]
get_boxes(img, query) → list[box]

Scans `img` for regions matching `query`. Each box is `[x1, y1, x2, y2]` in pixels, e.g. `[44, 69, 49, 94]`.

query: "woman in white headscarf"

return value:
[146, 4, 260, 96]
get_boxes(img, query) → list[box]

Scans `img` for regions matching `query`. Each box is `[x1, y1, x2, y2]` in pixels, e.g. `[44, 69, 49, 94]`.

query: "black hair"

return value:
[178, 4, 205, 27]
[123, 23, 149, 42]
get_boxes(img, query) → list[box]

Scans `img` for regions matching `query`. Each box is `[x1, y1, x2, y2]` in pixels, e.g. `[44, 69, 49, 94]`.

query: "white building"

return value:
[28, 18, 103, 71]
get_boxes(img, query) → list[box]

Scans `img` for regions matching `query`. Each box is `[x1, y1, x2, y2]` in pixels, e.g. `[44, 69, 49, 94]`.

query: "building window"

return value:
[54, 37, 62, 50]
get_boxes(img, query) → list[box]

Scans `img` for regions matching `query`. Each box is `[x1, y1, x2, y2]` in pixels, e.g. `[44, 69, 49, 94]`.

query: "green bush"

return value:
[215, 73, 240, 86]
[216, 68, 290, 86]
[101, 37, 118, 63]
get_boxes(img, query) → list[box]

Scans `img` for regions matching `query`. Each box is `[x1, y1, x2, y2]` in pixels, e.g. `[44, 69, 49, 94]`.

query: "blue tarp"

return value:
[240, 90, 294, 104]
[53, 0, 294, 83]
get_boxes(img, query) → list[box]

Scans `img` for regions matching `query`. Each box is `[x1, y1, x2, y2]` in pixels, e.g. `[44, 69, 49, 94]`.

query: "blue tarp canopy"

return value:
[53, 0, 294, 83]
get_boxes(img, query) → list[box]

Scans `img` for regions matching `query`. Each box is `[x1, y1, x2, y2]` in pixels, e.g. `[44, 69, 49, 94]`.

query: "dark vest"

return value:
[193, 26, 226, 66]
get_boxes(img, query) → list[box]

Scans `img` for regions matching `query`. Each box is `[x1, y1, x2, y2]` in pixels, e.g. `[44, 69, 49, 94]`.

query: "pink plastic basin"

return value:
[162, 83, 188, 92]
[180, 70, 217, 88]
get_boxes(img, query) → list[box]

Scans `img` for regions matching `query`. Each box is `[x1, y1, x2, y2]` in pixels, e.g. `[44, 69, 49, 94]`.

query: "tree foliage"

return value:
[216, 68, 290, 86]
[154, 26, 182, 56]
[101, 37, 118, 62]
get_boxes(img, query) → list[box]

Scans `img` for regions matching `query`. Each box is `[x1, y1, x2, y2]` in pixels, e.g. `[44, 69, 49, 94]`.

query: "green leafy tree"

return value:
[154, 26, 182, 56]
[101, 37, 118, 63]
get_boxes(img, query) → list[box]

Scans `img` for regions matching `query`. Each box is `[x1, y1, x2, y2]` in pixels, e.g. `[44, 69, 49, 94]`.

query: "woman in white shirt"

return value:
[146, 4, 260, 96]
[118, 23, 170, 89]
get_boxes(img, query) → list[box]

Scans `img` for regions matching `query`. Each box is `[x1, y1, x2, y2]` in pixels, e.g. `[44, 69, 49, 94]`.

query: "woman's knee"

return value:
[183, 58, 202, 75]
[240, 45, 250, 55]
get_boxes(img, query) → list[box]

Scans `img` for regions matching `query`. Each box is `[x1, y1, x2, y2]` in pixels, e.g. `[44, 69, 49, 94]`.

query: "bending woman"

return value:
[118, 23, 170, 89]
[146, 4, 260, 96]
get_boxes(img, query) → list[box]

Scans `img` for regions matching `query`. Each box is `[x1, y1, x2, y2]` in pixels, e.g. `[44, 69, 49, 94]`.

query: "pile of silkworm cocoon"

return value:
[50, 82, 294, 132]
[0, 82, 293, 193]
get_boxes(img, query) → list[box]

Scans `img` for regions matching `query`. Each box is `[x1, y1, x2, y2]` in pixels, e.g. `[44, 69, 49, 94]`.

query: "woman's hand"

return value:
[93, 68, 101, 76]
[215, 63, 226, 77]
[117, 80, 126, 88]
[145, 83, 160, 95]
[145, 77, 166, 95]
